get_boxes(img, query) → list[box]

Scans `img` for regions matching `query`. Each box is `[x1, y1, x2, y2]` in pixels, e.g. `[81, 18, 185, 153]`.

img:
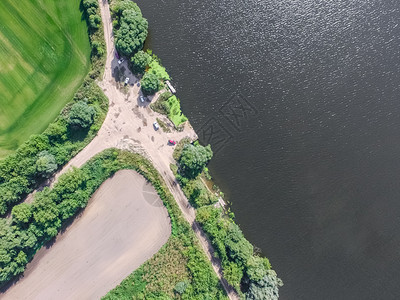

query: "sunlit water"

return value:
[136, 0, 400, 298]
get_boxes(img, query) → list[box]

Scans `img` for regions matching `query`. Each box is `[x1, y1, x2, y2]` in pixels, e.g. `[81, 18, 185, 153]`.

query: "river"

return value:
[135, 0, 400, 298]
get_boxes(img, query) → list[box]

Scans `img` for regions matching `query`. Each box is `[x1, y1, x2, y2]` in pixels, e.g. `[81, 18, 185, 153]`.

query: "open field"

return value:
[0, 0, 90, 157]
[2, 170, 171, 300]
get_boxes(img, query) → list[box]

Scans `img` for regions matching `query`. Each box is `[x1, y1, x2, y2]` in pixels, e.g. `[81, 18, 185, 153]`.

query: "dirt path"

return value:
[13, 0, 238, 298]
[2, 170, 171, 300]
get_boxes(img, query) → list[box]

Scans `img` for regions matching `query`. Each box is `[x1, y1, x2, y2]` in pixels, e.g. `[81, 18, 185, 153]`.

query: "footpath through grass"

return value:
[0, 0, 91, 157]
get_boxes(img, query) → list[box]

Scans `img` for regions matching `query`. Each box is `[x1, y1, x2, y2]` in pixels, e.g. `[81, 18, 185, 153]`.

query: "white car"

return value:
[124, 77, 129, 85]
[118, 58, 124, 65]
[153, 122, 159, 130]
[140, 96, 145, 103]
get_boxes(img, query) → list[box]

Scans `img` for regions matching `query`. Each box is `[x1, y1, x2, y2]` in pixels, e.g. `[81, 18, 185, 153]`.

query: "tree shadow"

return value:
[67, 126, 91, 143]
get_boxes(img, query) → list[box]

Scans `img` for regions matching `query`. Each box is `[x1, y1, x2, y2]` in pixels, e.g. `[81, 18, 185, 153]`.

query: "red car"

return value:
[168, 140, 176, 145]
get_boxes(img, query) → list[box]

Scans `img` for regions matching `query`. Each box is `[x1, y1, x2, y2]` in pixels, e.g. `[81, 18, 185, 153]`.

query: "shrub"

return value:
[148, 60, 170, 80]
[165, 95, 187, 127]
[174, 281, 188, 295]
[183, 179, 218, 208]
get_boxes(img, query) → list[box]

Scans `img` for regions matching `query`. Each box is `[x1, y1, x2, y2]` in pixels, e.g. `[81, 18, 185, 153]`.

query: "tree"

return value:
[223, 261, 243, 290]
[174, 281, 188, 295]
[88, 14, 101, 29]
[130, 50, 151, 75]
[179, 144, 213, 179]
[115, 9, 148, 57]
[112, 0, 141, 18]
[140, 72, 160, 95]
[11, 203, 33, 224]
[225, 223, 253, 266]
[67, 101, 96, 129]
[246, 270, 283, 300]
[246, 256, 271, 282]
[36, 151, 57, 178]
[82, 0, 98, 10]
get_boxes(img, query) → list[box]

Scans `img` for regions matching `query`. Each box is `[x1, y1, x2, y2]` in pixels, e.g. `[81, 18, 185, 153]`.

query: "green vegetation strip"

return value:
[172, 140, 283, 299]
[0, 0, 107, 216]
[151, 92, 188, 128]
[0, 149, 227, 299]
[0, 0, 91, 157]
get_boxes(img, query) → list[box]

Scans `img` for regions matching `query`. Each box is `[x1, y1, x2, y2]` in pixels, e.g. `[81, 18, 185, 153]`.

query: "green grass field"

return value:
[0, 0, 91, 157]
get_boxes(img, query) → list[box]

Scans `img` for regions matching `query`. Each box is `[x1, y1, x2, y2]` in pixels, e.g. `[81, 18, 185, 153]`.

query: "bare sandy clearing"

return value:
[2, 170, 171, 300]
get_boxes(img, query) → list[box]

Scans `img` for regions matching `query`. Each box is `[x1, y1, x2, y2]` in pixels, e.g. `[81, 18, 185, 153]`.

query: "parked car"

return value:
[140, 95, 146, 103]
[168, 140, 176, 145]
[124, 77, 129, 85]
[153, 122, 159, 130]
[118, 58, 124, 65]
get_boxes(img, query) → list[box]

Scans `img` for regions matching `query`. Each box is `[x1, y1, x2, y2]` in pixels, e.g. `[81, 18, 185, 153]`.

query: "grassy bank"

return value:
[0, 0, 91, 157]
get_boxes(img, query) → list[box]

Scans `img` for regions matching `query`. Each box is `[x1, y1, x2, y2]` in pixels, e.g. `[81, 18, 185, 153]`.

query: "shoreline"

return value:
[0, 0, 279, 298]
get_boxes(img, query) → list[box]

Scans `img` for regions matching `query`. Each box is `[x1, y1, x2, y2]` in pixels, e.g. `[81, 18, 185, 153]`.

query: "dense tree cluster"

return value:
[112, 0, 148, 57]
[81, 0, 106, 79]
[170, 139, 282, 298]
[82, 0, 101, 30]
[0, 150, 117, 285]
[0, 81, 106, 216]
[196, 206, 283, 298]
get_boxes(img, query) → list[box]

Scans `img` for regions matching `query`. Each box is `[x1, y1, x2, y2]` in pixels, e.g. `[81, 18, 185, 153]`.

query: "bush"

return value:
[141, 72, 161, 96]
[174, 281, 188, 295]
[183, 179, 218, 208]
[148, 60, 170, 80]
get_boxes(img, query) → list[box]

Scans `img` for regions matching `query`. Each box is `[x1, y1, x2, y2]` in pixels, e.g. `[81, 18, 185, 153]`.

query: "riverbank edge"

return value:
[110, 0, 282, 298]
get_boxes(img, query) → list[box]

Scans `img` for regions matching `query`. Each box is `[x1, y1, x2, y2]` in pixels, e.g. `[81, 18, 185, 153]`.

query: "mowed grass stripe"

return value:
[0, 0, 90, 157]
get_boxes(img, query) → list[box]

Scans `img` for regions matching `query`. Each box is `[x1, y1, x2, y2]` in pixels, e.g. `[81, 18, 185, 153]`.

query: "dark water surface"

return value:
[135, 0, 400, 298]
